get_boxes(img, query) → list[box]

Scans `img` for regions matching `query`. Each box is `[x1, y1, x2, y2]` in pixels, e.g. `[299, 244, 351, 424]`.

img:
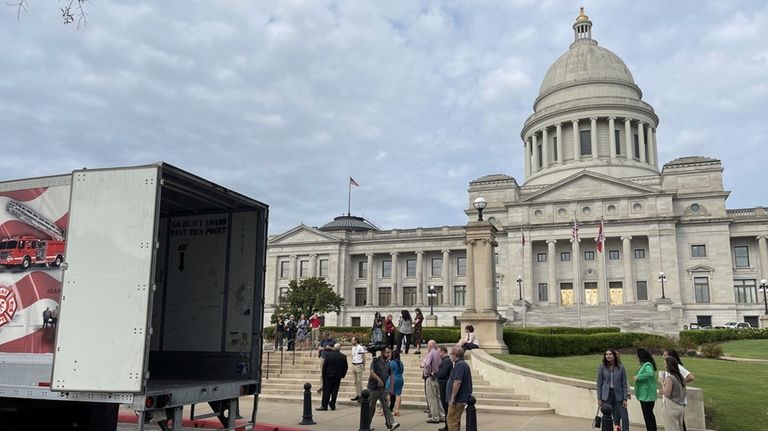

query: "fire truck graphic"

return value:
[0, 200, 66, 270]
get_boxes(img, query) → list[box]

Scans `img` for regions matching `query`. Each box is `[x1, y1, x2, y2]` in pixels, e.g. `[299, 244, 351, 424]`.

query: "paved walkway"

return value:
[720, 355, 768, 363]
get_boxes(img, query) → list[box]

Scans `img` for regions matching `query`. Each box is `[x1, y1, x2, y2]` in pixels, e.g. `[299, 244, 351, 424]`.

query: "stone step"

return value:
[259, 388, 540, 407]
[261, 382, 522, 397]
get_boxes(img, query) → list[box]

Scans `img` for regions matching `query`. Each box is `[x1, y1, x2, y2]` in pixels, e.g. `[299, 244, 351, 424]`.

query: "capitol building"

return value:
[265, 9, 768, 333]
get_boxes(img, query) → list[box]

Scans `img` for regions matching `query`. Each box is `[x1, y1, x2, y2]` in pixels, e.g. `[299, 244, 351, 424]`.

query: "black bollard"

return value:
[600, 403, 614, 431]
[465, 395, 478, 431]
[358, 389, 371, 431]
[299, 383, 316, 425]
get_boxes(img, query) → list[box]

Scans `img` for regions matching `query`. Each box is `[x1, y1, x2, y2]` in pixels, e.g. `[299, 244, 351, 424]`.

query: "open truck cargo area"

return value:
[0, 163, 268, 430]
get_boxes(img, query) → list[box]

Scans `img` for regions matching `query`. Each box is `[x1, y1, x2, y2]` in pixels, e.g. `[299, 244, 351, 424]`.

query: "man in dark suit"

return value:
[318, 343, 348, 411]
[435, 345, 452, 430]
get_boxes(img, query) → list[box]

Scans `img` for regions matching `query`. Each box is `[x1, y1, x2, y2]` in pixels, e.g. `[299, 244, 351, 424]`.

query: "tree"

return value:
[272, 277, 344, 323]
[8, 0, 89, 27]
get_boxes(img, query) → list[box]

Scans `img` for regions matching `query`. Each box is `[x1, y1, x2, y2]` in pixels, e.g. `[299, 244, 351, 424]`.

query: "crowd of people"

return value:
[271, 312, 322, 352]
[596, 348, 694, 431]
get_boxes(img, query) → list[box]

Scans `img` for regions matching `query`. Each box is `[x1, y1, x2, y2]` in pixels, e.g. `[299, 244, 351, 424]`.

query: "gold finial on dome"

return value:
[576, 7, 589, 22]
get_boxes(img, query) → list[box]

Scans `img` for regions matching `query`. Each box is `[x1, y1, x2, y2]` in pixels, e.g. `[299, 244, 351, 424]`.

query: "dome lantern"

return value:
[573, 7, 593, 42]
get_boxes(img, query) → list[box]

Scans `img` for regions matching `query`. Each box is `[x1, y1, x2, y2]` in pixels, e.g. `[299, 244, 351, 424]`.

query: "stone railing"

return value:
[349, 226, 465, 240]
[467, 349, 707, 431]
[727, 207, 766, 218]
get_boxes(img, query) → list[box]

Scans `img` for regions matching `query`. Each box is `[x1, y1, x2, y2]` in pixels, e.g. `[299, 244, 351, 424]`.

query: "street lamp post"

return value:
[658, 272, 667, 299]
[473, 197, 488, 221]
[760, 279, 768, 315]
[427, 285, 437, 316]
[516, 275, 523, 301]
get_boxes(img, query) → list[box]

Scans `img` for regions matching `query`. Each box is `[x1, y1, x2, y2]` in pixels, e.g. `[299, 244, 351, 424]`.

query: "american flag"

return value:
[520, 227, 526, 257]
[349, 177, 359, 187]
[595, 218, 605, 253]
[571, 216, 580, 242]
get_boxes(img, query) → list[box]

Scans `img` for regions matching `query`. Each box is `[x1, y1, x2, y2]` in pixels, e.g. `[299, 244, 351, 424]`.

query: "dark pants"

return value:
[396, 333, 410, 353]
[386, 332, 395, 350]
[321, 377, 342, 408]
[438, 381, 448, 415]
[640, 400, 657, 431]
[462, 342, 479, 350]
[287, 331, 296, 351]
[603, 391, 629, 431]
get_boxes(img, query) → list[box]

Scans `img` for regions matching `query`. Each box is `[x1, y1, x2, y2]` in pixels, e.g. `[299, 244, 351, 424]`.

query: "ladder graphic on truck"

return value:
[7, 200, 65, 241]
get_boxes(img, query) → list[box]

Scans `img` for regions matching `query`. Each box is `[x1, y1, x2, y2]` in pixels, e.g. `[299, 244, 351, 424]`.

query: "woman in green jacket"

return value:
[633, 348, 658, 431]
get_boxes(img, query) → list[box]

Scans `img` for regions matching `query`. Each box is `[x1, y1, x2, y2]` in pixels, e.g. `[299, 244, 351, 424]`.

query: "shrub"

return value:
[679, 328, 768, 345]
[632, 335, 677, 353]
[699, 342, 723, 359]
[503, 331, 665, 356]
[512, 326, 620, 335]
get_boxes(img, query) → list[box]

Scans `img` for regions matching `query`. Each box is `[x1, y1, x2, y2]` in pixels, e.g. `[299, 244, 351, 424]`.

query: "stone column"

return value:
[590, 117, 598, 160]
[572, 119, 580, 160]
[524, 138, 531, 177]
[366, 253, 374, 307]
[622, 236, 635, 303]
[391, 252, 399, 306]
[442, 249, 451, 305]
[461, 222, 507, 354]
[524, 235, 534, 302]
[541, 127, 549, 168]
[608, 117, 617, 158]
[646, 124, 655, 167]
[571, 238, 582, 327]
[532, 132, 539, 171]
[309, 254, 317, 278]
[652, 129, 659, 167]
[758, 236, 768, 279]
[638, 121, 647, 162]
[416, 250, 424, 306]
[547, 240, 558, 305]
[289, 255, 297, 281]
[624, 117, 632, 158]
[556, 123, 563, 165]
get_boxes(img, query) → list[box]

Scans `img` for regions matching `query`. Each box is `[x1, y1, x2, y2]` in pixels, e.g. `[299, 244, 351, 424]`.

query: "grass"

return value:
[720, 339, 768, 360]
[495, 353, 768, 431]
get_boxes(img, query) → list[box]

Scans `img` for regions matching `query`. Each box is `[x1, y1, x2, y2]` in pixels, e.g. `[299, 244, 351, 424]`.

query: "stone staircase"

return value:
[510, 303, 681, 334]
[259, 348, 555, 415]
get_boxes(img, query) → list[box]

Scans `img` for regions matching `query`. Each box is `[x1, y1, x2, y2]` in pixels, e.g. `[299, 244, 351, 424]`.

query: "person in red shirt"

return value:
[309, 313, 322, 348]
[384, 314, 396, 350]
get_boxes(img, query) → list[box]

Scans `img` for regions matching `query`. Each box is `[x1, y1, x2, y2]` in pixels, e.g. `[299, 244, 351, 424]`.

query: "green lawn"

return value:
[495, 353, 768, 431]
[721, 339, 768, 360]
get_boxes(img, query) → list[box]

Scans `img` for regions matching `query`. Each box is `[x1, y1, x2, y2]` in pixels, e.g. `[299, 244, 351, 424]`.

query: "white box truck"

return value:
[0, 163, 268, 430]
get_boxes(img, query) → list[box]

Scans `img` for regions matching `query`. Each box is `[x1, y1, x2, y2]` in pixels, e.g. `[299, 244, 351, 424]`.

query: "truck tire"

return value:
[52, 256, 63, 267]
[21, 257, 31, 270]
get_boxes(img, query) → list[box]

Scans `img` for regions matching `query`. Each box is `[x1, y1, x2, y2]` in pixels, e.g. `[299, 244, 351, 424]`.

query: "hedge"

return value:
[679, 328, 768, 345]
[503, 331, 665, 356]
[510, 326, 620, 335]
[263, 326, 461, 344]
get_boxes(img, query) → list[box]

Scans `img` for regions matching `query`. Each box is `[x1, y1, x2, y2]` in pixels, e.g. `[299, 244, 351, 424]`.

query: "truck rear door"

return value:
[52, 166, 160, 393]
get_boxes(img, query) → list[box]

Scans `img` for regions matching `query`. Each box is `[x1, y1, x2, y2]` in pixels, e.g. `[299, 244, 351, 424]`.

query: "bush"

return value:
[679, 328, 768, 345]
[503, 331, 665, 356]
[699, 342, 723, 359]
[513, 326, 620, 335]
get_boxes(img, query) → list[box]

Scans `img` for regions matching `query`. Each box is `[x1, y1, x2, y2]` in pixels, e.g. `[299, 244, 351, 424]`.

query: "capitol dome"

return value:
[520, 7, 659, 186]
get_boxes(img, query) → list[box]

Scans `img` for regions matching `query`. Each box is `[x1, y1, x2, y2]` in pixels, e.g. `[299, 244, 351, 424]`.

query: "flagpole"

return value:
[347, 178, 352, 216]
[573, 212, 582, 328]
[601, 218, 610, 327]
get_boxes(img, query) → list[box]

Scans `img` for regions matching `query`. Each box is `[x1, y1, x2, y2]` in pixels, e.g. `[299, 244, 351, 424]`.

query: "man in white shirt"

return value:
[350, 336, 367, 402]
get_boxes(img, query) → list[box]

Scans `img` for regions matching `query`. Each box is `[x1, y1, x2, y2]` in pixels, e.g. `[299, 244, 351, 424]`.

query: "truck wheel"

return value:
[21, 257, 31, 270]
[52, 256, 63, 267]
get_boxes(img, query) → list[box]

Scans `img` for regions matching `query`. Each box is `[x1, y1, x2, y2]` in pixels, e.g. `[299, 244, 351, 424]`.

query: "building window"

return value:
[378, 287, 391, 305]
[406, 259, 416, 277]
[358, 261, 368, 279]
[537, 144, 543, 168]
[636, 281, 648, 301]
[454, 285, 466, 306]
[552, 136, 558, 161]
[279, 287, 289, 304]
[431, 258, 443, 277]
[580, 130, 592, 156]
[633, 133, 640, 159]
[691, 244, 707, 258]
[403, 287, 417, 307]
[734, 246, 750, 267]
[351, 317, 361, 326]
[280, 261, 289, 278]
[608, 250, 620, 260]
[584, 251, 595, 261]
[614, 130, 621, 155]
[560, 251, 571, 262]
[537, 283, 548, 302]
[634, 249, 646, 259]
[694, 276, 711, 303]
[456, 257, 467, 276]
[299, 260, 309, 278]
[734, 279, 757, 303]
[319, 259, 329, 278]
[537, 253, 548, 263]
[696, 315, 712, 328]
[430, 286, 444, 305]
[381, 260, 392, 278]
[355, 288, 367, 306]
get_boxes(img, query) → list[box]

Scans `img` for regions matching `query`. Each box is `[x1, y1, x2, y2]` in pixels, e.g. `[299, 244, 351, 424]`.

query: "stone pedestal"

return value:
[654, 297, 673, 312]
[760, 314, 768, 329]
[425, 314, 438, 327]
[511, 300, 530, 327]
[458, 312, 508, 354]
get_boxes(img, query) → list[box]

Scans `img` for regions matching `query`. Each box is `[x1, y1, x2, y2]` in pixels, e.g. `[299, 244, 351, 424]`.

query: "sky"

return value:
[1, 1, 766, 234]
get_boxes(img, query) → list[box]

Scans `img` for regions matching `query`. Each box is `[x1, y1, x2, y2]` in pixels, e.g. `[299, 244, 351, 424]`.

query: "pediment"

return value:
[521, 171, 659, 203]
[269, 225, 341, 245]
[686, 265, 716, 274]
